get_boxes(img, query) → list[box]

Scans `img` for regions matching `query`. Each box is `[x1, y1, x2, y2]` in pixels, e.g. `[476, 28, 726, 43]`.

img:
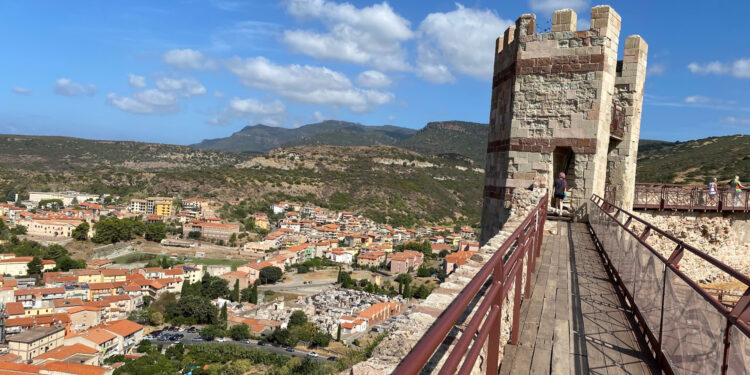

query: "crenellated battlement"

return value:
[482, 5, 648, 243]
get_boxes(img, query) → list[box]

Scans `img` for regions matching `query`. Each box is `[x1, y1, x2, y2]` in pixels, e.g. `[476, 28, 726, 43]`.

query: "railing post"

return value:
[510, 266, 522, 345]
[486, 258, 505, 375]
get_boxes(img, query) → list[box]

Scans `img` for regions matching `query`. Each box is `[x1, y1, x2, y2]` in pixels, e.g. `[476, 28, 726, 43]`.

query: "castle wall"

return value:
[607, 36, 648, 210]
[482, 6, 645, 243]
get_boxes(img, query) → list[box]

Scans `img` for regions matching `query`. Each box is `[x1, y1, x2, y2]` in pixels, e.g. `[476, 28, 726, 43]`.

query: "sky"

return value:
[1, 0, 748, 145]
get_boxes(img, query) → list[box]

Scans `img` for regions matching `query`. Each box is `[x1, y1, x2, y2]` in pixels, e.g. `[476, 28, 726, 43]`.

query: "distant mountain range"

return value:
[192, 120, 489, 164]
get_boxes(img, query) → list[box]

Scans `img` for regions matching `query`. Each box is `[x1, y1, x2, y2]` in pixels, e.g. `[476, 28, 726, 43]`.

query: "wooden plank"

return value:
[529, 347, 552, 375]
[551, 319, 570, 375]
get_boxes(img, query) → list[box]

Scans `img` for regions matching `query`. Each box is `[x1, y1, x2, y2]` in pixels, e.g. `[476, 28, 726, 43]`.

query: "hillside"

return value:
[0, 138, 483, 226]
[636, 134, 750, 183]
[192, 120, 416, 153]
[0, 134, 251, 172]
[192, 120, 488, 164]
[395, 121, 488, 164]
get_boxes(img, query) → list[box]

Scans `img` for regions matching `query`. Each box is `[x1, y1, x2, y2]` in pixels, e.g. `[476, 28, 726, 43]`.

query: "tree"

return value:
[11, 225, 27, 235]
[136, 339, 152, 353]
[415, 285, 431, 299]
[310, 332, 331, 348]
[417, 267, 432, 277]
[145, 222, 167, 242]
[187, 231, 201, 240]
[220, 303, 228, 328]
[289, 310, 308, 328]
[27, 256, 43, 276]
[149, 311, 164, 325]
[336, 324, 341, 342]
[250, 284, 258, 304]
[200, 325, 221, 341]
[55, 256, 85, 272]
[403, 282, 412, 298]
[259, 266, 283, 284]
[422, 240, 432, 258]
[297, 264, 309, 274]
[229, 324, 251, 340]
[231, 279, 240, 302]
[72, 222, 89, 241]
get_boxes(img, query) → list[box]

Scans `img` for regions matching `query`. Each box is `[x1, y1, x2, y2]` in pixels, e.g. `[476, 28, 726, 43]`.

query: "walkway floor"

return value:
[499, 220, 660, 375]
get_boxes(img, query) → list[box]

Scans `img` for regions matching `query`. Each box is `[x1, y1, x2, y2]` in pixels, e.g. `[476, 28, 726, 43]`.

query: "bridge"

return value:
[632, 183, 749, 212]
[372, 191, 750, 375]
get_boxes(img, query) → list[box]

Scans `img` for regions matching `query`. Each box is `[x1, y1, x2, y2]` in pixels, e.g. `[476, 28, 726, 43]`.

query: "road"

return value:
[148, 332, 331, 362]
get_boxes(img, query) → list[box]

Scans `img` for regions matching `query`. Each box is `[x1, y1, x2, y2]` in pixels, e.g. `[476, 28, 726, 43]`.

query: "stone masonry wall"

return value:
[607, 36, 648, 211]
[632, 211, 750, 285]
[482, 6, 646, 242]
[351, 188, 545, 374]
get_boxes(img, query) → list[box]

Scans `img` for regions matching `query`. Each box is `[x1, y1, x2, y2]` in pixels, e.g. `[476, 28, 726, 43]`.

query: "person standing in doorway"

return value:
[708, 177, 717, 205]
[553, 172, 567, 215]
[730, 176, 745, 207]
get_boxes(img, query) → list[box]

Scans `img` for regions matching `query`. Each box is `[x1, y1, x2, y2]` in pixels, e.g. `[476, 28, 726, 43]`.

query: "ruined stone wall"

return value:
[351, 189, 545, 374]
[633, 211, 750, 285]
[482, 6, 646, 242]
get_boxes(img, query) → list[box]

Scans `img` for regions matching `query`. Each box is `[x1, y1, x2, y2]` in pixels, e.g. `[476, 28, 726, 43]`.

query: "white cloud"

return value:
[313, 111, 326, 122]
[209, 97, 286, 125]
[417, 4, 513, 82]
[356, 70, 391, 88]
[722, 117, 750, 126]
[647, 63, 666, 77]
[155, 77, 207, 97]
[529, 0, 589, 13]
[283, 0, 413, 71]
[163, 49, 217, 70]
[688, 59, 750, 78]
[214, 91, 225, 98]
[107, 90, 178, 115]
[387, 115, 396, 122]
[53, 78, 97, 96]
[128, 74, 147, 88]
[12, 87, 31, 95]
[226, 56, 393, 113]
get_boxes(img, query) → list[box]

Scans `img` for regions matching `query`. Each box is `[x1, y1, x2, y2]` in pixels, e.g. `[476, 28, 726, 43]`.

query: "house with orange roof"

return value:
[98, 269, 127, 283]
[389, 250, 424, 274]
[0, 361, 41, 374]
[85, 259, 113, 270]
[73, 270, 102, 284]
[444, 250, 476, 275]
[139, 267, 165, 279]
[68, 306, 102, 331]
[0, 257, 51, 277]
[65, 328, 119, 357]
[458, 240, 480, 253]
[356, 251, 386, 268]
[355, 301, 402, 328]
[39, 359, 107, 375]
[33, 343, 100, 366]
[220, 271, 252, 290]
[6, 302, 26, 318]
[53, 298, 84, 312]
[98, 319, 143, 354]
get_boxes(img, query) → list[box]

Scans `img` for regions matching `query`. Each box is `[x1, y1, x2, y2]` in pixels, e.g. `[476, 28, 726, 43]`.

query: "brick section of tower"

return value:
[481, 6, 647, 244]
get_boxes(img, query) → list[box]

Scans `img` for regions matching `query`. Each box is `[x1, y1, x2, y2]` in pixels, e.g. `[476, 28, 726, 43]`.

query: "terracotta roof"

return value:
[53, 298, 84, 308]
[101, 269, 128, 276]
[5, 302, 24, 316]
[39, 361, 106, 375]
[68, 306, 102, 314]
[73, 328, 116, 345]
[0, 353, 19, 363]
[0, 361, 40, 374]
[0, 257, 33, 263]
[35, 343, 98, 360]
[100, 319, 143, 337]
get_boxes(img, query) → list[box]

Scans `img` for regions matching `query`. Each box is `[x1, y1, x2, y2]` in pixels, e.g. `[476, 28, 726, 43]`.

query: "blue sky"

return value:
[1, 0, 748, 145]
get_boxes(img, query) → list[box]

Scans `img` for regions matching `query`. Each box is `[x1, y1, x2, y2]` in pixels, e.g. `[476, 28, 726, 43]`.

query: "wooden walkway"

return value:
[499, 221, 660, 375]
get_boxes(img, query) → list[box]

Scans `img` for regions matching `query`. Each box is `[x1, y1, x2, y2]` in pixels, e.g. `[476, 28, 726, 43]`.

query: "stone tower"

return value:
[481, 6, 647, 243]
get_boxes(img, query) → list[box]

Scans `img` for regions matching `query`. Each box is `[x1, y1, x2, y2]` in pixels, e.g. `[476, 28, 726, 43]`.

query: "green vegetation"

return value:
[636, 135, 750, 184]
[259, 266, 283, 284]
[71, 222, 89, 241]
[92, 217, 145, 244]
[0, 225, 86, 273]
[267, 310, 332, 349]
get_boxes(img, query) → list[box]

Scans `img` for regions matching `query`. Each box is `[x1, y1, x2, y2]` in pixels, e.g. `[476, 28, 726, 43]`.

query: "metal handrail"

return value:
[590, 195, 750, 375]
[393, 193, 548, 375]
[633, 183, 750, 212]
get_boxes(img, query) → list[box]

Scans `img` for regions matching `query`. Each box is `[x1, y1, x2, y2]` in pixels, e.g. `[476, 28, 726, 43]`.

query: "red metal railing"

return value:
[393, 193, 548, 375]
[633, 183, 750, 212]
[590, 195, 750, 374]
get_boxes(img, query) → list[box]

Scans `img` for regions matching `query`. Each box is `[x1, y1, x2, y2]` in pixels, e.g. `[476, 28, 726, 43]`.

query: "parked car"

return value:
[285, 346, 294, 352]
[307, 352, 319, 357]
[240, 339, 251, 344]
[216, 337, 229, 342]
[327, 356, 337, 361]
[186, 327, 197, 333]
[257, 341, 266, 346]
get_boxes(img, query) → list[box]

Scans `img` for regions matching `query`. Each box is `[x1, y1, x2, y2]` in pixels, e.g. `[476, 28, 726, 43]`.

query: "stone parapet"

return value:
[350, 188, 546, 374]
